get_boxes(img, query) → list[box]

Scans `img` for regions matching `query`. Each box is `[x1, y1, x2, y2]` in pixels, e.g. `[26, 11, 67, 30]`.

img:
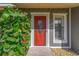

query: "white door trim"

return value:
[30, 12, 50, 47]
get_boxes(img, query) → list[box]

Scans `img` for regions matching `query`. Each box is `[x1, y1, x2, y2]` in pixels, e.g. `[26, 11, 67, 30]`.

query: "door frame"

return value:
[30, 12, 50, 47]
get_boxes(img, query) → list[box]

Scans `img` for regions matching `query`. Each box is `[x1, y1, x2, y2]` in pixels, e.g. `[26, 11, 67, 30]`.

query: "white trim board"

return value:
[31, 12, 50, 47]
[69, 8, 71, 49]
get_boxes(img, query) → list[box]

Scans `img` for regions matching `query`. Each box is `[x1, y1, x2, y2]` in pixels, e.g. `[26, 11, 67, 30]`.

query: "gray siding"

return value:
[20, 8, 69, 47]
[71, 7, 79, 52]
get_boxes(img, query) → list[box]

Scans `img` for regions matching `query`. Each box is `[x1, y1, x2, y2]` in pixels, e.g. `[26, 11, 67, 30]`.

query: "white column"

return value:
[69, 8, 71, 48]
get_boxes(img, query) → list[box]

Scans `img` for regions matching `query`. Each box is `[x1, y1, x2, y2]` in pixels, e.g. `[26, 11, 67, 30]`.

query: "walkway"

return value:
[27, 47, 52, 56]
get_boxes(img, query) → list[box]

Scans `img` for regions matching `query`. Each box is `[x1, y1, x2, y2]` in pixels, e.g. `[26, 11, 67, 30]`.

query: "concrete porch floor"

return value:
[27, 47, 52, 56]
[27, 47, 79, 56]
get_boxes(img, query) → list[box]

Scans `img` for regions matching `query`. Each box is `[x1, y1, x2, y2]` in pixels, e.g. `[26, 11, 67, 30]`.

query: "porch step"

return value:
[27, 47, 52, 56]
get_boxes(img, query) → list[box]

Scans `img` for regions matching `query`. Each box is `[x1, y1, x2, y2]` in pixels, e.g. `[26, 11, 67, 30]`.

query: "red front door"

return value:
[34, 16, 46, 46]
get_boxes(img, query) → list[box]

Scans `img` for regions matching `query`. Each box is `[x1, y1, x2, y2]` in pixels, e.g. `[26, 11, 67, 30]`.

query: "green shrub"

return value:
[0, 6, 31, 56]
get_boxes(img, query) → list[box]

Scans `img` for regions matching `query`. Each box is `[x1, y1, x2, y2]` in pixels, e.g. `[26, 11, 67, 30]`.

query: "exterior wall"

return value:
[71, 6, 79, 52]
[20, 8, 69, 47]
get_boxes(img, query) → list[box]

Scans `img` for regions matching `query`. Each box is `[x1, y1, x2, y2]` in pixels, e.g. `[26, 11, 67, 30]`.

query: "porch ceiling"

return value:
[15, 3, 79, 8]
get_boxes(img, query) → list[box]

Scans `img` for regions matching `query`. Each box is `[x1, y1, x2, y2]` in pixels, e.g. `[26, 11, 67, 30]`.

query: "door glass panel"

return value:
[38, 19, 43, 33]
[55, 16, 64, 40]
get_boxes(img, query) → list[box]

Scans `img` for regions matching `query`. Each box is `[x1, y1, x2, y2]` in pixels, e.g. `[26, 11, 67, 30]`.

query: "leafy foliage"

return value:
[0, 6, 31, 56]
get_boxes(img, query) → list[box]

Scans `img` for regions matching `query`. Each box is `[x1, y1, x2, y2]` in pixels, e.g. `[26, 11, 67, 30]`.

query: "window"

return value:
[53, 13, 67, 43]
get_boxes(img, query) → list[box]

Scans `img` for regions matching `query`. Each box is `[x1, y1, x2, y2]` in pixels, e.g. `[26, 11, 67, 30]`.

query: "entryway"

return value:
[31, 12, 70, 48]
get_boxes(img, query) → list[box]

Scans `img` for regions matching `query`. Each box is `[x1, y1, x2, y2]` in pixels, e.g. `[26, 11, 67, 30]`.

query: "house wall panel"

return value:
[71, 6, 79, 52]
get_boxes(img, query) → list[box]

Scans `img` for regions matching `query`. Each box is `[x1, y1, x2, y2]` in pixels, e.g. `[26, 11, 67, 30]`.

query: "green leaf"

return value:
[2, 34, 8, 40]
[26, 43, 29, 49]
[8, 50, 15, 56]
[14, 51, 20, 56]
[16, 45, 25, 55]
[2, 43, 10, 49]
[2, 13, 10, 20]
[6, 37, 17, 43]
